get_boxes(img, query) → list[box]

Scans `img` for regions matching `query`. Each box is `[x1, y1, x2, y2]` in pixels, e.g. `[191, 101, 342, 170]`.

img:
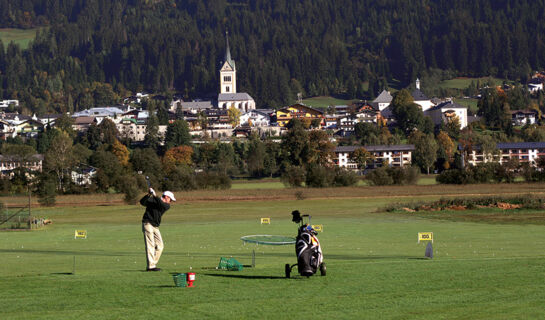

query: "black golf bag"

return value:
[295, 225, 323, 276]
[285, 210, 325, 278]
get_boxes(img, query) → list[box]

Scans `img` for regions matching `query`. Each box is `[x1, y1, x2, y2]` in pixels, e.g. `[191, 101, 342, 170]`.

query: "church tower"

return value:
[220, 31, 236, 94]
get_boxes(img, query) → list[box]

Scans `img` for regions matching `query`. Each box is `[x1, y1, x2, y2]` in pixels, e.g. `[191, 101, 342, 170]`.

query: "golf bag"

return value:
[295, 224, 323, 277]
[285, 210, 325, 278]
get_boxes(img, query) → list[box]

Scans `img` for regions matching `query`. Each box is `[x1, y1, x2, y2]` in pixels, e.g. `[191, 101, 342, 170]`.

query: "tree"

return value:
[477, 88, 511, 129]
[44, 131, 76, 192]
[164, 120, 191, 149]
[111, 139, 130, 167]
[247, 134, 266, 177]
[90, 147, 123, 192]
[162, 145, 194, 173]
[130, 148, 163, 183]
[308, 130, 335, 167]
[350, 147, 375, 173]
[144, 112, 160, 150]
[391, 89, 426, 135]
[410, 132, 438, 174]
[281, 119, 310, 167]
[436, 130, 455, 170]
[54, 114, 76, 138]
[228, 106, 241, 128]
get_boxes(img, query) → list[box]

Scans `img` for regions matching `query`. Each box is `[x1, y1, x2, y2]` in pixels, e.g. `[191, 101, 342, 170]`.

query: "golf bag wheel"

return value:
[285, 264, 291, 278]
[319, 262, 326, 276]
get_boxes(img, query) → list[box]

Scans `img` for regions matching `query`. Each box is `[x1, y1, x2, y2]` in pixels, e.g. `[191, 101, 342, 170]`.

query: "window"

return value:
[226, 86, 230, 92]
[224, 76, 231, 82]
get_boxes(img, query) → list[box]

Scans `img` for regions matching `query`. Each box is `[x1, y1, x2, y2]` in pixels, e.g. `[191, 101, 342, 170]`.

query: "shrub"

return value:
[280, 165, 306, 187]
[366, 166, 393, 186]
[333, 167, 359, 187]
[195, 171, 231, 190]
[162, 166, 197, 191]
[119, 174, 140, 205]
[436, 168, 475, 184]
[366, 166, 419, 186]
[305, 164, 335, 188]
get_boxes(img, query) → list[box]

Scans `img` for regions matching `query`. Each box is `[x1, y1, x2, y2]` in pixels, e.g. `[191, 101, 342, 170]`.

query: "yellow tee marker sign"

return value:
[260, 218, 270, 224]
[74, 230, 87, 239]
[418, 232, 433, 243]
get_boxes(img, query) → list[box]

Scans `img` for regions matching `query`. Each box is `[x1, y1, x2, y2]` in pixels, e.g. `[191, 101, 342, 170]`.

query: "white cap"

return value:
[162, 191, 176, 202]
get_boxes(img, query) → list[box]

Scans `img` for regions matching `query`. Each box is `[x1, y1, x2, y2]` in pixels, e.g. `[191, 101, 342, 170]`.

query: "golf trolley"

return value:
[285, 210, 326, 278]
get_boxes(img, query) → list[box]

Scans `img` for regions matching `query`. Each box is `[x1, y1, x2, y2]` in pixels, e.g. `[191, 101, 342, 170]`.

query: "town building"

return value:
[334, 145, 414, 170]
[464, 142, 545, 166]
[217, 32, 255, 112]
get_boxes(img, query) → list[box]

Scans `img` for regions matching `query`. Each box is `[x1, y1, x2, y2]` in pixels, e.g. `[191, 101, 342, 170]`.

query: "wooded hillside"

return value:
[0, 0, 544, 113]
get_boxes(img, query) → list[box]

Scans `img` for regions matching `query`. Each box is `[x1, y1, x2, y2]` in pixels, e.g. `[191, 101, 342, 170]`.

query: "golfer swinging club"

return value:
[140, 187, 176, 271]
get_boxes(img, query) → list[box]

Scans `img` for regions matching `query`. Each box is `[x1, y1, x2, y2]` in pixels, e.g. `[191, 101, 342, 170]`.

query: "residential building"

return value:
[0, 154, 43, 176]
[0, 100, 19, 108]
[372, 90, 393, 111]
[425, 100, 468, 128]
[510, 109, 538, 126]
[239, 109, 272, 127]
[275, 103, 324, 127]
[334, 145, 414, 170]
[464, 142, 545, 166]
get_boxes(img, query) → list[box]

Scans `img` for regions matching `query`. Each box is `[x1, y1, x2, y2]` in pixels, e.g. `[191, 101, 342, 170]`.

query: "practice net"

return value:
[240, 235, 296, 245]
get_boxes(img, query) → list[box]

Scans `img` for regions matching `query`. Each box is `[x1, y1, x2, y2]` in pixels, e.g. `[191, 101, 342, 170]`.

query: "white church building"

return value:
[217, 32, 256, 112]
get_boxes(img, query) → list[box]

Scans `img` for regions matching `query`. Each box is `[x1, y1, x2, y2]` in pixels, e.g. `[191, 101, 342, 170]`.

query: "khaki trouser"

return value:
[142, 222, 164, 269]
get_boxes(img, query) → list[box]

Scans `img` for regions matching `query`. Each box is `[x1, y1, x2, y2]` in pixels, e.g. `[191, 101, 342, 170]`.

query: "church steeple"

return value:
[220, 31, 236, 94]
[224, 31, 235, 69]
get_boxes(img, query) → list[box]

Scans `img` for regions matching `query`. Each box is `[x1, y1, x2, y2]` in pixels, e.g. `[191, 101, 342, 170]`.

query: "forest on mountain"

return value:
[0, 0, 545, 114]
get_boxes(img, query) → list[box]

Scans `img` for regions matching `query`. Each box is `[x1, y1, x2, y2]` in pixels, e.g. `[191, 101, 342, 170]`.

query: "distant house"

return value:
[14, 119, 44, 138]
[372, 90, 393, 111]
[239, 109, 272, 127]
[115, 118, 167, 142]
[425, 101, 468, 129]
[0, 100, 19, 108]
[334, 145, 414, 170]
[71, 167, 97, 186]
[0, 154, 43, 177]
[275, 103, 324, 127]
[72, 107, 125, 124]
[72, 117, 97, 132]
[0, 119, 15, 140]
[205, 109, 232, 129]
[1, 112, 31, 125]
[37, 114, 63, 126]
[510, 109, 538, 126]
[464, 142, 545, 167]
[353, 102, 381, 124]
[176, 101, 214, 114]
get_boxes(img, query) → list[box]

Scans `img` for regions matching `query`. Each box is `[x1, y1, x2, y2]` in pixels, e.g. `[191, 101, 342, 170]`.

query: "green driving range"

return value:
[1, 185, 545, 319]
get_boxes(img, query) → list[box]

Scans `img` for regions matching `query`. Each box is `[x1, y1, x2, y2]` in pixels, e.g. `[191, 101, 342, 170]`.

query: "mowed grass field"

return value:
[2, 184, 545, 319]
[0, 28, 41, 50]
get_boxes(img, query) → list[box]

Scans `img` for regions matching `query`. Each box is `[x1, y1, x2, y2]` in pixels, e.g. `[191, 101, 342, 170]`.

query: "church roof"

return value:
[218, 93, 254, 101]
[411, 89, 429, 101]
[373, 90, 393, 103]
[429, 101, 467, 111]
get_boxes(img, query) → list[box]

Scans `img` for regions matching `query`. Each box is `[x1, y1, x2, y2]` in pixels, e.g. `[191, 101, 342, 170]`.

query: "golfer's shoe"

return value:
[146, 267, 161, 272]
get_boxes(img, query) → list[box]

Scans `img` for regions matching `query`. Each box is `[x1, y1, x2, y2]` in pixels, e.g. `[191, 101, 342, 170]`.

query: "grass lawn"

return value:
[302, 96, 358, 110]
[0, 28, 41, 50]
[437, 77, 506, 90]
[2, 184, 545, 319]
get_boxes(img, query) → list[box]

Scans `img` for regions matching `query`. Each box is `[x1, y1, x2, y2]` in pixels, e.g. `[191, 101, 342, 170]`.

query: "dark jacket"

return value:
[140, 194, 170, 227]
